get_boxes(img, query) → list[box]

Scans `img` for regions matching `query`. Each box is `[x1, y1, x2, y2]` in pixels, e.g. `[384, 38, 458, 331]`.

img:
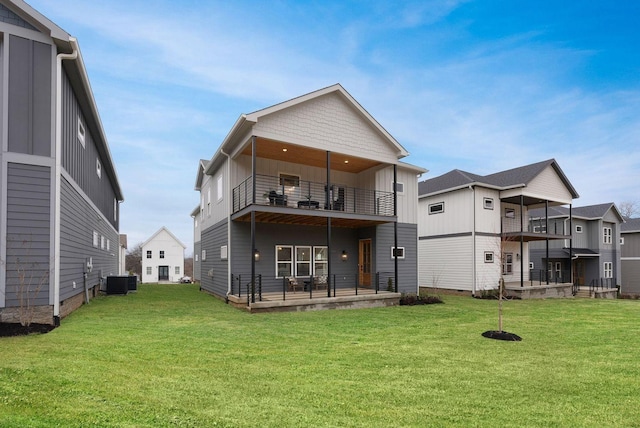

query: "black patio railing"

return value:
[502, 217, 567, 235]
[529, 269, 571, 285]
[232, 174, 395, 217]
[589, 277, 617, 293]
[230, 271, 395, 304]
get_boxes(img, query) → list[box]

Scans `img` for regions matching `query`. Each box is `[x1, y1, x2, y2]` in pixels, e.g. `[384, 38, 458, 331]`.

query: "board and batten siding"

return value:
[418, 190, 474, 236]
[374, 166, 418, 225]
[374, 223, 418, 293]
[7, 35, 52, 157]
[252, 92, 399, 165]
[622, 232, 640, 258]
[621, 259, 640, 295]
[59, 176, 118, 301]
[60, 70, 118, 230]
[419, 235, 473, 291]
[200, 219, 229, 297]
[4, 163, 51, 307]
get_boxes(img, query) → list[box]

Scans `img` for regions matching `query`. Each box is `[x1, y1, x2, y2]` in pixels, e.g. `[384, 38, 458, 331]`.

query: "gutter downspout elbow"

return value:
[53, 38, 79, 325]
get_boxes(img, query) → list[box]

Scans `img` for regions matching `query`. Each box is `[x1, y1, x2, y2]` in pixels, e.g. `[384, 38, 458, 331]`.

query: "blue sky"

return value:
[28, 0, 640, 253]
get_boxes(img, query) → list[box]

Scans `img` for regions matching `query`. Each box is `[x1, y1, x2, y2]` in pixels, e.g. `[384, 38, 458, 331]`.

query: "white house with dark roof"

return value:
[621, 217, 640, 296]
[141, 227, 186, 283]
[529, 203, 624, 294]
[417, 159, 579, 297]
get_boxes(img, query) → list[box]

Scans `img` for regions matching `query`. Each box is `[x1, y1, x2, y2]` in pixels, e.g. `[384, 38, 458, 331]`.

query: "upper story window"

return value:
[604, 262, 613, 278]
[93, 231, 99, 247]
[505, 208, 515, 218]
[279, 173, 300, 188]
[392, 247, 405, 259]
[429, 202, 444, 215]
[483, 198, 494, 210]
[393, 182, 404, 194]
[146, 250, 152, 259]
[217, 175, 223, 202]
[160, 250, 165, 259]
[114, 199, 117, 222]
[620, 237, 625, 245]
[603, 227, 612, 244]
[576, 225, 583, 233]
[78, 117, 86, 147]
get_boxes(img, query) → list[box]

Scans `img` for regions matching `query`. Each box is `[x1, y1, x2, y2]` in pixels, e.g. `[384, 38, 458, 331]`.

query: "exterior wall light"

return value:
[341, 250, 348, 261]
[254, 249, 260, 262]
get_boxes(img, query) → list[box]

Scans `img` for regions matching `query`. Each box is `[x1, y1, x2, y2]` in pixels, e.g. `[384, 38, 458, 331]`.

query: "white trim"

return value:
[393, 181, 405, 195]
[428, 202, 444, 215]
[391, 246, 406, 259]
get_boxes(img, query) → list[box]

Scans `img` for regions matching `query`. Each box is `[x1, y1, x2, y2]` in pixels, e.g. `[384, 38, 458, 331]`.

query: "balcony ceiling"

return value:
[241, 137, 383, 173]
[233, 210, 390, 228]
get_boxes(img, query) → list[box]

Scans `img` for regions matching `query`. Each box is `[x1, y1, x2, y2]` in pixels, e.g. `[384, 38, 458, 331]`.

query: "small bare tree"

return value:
[125, 242, 143, 276]
[618, 201, 639, 219]
[2, 237, 52, 327]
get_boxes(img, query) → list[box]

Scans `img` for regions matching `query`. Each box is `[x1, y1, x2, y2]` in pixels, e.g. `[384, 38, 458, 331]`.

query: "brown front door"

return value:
[359, 239, 372, 287]
[573, 259, 585, 286]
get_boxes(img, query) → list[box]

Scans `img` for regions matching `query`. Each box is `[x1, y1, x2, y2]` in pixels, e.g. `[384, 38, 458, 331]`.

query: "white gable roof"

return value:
[142, 227, 186, 249]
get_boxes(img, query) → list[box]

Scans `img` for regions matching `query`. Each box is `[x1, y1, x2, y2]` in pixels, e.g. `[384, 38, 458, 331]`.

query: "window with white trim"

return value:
[505, 208, 515, 218]
[576, 225, 583, 233]
[429, 202, 444, 215]
[529, 262, 534, 270]
[391, 247, 405, 259]
[96, 158, 102, 178]
[217, 175, 223, 202]
[295, 246, 311, 277]
[620, 237, 625, 245]
[147, 250, 152, 258]
[221, 245, 228, 260]
[195, 254, 199, 262]
[604, 262, 613, 278]
[106, 239, 110, 251]
[160, 250, 165, 259]
[93, 231, 99, 247]
[146, 267, 152, 275]
[114, 199, 117, 222]
[100, 235, 105, 250]
[175, 266, 180, 275]
[276, 245, 293, 278]
[502, 253, 513, 275]
[483, 198, 494, 210]
[603, 227, 612, 244]
[78, 117, 86, 147]
[201, 249, 206, 261]
[393, 182, 404, 194]
[484, 252, 494, 263]
[313, 247, 328, 276]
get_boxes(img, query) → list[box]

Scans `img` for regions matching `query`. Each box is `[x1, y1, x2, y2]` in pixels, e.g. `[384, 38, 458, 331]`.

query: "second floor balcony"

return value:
[232, 174, 395, 219]
[502, 216, 569, 241]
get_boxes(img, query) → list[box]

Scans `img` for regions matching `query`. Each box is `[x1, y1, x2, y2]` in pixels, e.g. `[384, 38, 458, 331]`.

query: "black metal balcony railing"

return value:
[529, 269, 571, 285]
[232, 174, 395, 217]
[502, 217, 567, 235]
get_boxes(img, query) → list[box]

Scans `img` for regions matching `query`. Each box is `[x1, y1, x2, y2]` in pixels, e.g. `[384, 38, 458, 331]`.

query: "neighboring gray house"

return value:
[191, 159, 209, 283]
[529, 203, 624, 290]
[621, 217, 640, 296]
[194, 84, 426, 310]
[0, 0, 123, 325]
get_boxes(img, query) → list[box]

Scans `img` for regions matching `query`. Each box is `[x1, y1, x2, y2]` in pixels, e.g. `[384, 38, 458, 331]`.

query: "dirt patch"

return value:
[0, 323, 56, 337]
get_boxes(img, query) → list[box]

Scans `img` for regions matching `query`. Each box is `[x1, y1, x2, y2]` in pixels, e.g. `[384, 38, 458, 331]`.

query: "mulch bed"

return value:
[482, 330, 522, 341]
[0, 323, 56, 337]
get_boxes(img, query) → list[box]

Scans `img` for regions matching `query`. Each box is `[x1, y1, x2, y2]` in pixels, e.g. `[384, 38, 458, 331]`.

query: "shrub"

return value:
[399, 293, 443, 305]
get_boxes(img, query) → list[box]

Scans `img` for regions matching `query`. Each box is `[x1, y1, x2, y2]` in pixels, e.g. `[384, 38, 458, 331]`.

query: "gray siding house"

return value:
[0, 1, 123, 325]
[621, 217, 640, 296]
[529, 203, 623, 291]
[194, 84, 426, 310]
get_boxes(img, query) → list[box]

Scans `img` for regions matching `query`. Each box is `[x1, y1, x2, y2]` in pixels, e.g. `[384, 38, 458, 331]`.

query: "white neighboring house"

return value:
[119, 234, 127, 275]
[417, 159, 579, 296]
[141, 227, 186, 283]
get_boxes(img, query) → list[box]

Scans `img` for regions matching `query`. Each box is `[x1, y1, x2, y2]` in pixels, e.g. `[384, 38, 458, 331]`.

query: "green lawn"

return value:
[1, 284, 639, 427]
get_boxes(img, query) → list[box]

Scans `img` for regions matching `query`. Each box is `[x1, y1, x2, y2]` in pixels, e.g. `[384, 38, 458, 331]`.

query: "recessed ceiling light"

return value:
[344, 160, 349, 164]
[282, 148, 288, 152]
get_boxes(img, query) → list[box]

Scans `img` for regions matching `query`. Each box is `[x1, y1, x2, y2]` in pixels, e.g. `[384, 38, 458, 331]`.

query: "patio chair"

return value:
[287, 277, 300, 293]
[314, 275, 328, 290]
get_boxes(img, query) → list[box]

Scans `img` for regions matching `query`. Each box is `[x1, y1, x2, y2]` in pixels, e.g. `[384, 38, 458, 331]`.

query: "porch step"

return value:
[574, 289, 592, 298]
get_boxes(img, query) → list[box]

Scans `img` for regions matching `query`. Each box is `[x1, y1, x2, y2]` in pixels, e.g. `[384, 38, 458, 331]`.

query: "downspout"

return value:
[221, 148, 231, 301]
[53, 38, 79, 325]
[470, 185, 476, 296]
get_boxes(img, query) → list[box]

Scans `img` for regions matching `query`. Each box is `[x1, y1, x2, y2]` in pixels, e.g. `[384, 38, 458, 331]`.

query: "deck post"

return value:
[569, 204, 573, 284]
[394, 164, 398, 293]
[545, 200, 549, 285]
[327, 151, 332, 298]
[251, 210, 256, 303]
[520, 195, 524, 287]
